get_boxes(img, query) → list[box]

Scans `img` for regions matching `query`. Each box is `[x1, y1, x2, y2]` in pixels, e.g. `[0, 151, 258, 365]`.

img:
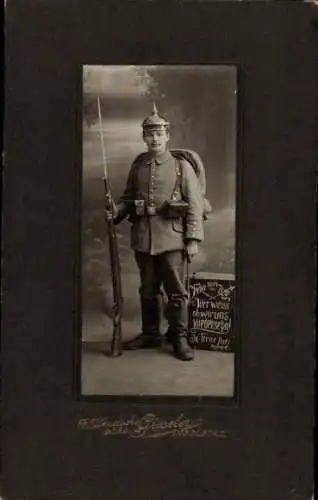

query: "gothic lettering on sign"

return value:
[188, 273, 235, 352]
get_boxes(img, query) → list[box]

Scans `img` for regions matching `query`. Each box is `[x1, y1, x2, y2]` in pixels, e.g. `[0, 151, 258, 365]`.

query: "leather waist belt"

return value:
[133, 199, 188, 218]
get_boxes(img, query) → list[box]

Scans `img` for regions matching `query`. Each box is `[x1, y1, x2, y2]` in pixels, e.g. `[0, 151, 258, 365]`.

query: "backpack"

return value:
[169, 149, 212, 220]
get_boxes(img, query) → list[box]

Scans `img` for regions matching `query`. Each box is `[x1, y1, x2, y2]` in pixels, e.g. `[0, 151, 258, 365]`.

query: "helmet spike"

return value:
[152, 102, 158, 116]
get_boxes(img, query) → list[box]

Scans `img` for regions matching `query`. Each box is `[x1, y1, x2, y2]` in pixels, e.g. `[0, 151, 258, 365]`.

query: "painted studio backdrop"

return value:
[81, 65, 237, 397]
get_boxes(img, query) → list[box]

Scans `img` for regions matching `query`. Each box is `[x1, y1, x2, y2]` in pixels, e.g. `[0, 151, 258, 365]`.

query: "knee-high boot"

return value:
[123, 295, 162, 350]
[140, 296, 161, 337]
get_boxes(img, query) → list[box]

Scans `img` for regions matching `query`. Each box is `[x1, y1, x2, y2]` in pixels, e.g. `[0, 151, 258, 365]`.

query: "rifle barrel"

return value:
[97, 98, 123, 356]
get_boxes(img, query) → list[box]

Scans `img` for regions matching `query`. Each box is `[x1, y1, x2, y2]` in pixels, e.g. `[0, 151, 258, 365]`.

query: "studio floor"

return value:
[81, 313, 235, 397]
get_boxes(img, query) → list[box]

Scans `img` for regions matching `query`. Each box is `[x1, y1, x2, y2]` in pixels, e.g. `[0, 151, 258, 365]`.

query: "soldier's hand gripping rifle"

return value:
[97, 96, 123, 357]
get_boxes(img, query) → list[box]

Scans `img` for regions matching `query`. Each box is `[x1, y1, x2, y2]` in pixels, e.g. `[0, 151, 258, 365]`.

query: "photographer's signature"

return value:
[77, 413, 228, 439]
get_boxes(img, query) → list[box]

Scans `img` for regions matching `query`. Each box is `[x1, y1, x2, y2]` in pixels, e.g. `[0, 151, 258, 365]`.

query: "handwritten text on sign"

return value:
[188, 273, 235, 352]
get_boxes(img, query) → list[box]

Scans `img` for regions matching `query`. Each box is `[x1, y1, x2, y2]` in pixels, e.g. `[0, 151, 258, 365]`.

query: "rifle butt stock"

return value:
[106, 216, 123, 357]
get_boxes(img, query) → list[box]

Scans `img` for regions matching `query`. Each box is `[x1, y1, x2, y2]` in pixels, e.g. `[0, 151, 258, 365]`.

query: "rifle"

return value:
[97, 96, 123, 357]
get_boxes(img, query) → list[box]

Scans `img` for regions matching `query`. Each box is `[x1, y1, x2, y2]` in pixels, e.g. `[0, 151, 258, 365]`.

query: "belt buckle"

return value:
[147, 204, 156, 216]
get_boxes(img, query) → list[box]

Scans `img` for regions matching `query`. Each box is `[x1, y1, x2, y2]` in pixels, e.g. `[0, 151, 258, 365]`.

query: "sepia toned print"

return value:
[81, 65, 237, 396]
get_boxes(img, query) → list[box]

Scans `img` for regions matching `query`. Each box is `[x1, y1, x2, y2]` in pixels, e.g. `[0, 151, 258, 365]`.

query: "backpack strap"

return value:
[171, 159, 183, 200]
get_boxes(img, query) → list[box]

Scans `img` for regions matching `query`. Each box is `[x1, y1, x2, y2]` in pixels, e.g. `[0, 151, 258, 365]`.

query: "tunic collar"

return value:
[146, 150, 172, 165]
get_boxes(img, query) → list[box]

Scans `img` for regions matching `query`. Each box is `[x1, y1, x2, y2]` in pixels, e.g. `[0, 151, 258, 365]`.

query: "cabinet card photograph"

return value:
[81, 65, 238, 397]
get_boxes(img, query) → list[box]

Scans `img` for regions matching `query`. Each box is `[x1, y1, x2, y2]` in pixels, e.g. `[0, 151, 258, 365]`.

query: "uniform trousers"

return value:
[134, 250, 188, 340]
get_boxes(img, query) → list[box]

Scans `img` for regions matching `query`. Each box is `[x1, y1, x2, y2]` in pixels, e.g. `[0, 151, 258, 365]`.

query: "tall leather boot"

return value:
[166, 297, 194, 361]
[123, 296, 162, 350]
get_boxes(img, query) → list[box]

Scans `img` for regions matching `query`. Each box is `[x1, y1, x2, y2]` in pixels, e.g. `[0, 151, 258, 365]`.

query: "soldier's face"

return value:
[143, 129, 170, 155]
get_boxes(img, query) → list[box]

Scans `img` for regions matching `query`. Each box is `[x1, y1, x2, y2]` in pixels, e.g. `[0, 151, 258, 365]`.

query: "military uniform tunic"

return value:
[117, 150, 204, 254]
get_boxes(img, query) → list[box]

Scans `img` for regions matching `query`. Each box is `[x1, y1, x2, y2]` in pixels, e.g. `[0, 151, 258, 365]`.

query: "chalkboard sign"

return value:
[188, 272, 236, 352]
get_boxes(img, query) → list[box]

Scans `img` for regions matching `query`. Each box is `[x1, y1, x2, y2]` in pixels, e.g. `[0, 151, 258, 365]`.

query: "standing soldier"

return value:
[110, 104, 204, 361]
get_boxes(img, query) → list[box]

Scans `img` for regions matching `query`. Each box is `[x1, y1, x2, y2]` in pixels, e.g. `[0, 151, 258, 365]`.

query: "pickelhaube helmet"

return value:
[141, 103, 170, 131]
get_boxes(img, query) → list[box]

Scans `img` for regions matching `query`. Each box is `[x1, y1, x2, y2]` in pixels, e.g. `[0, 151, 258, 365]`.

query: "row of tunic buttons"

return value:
[149, 164, 156, 207]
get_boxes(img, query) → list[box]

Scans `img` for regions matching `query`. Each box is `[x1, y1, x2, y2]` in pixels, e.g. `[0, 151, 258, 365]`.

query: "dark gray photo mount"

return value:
[2, 2, 317, 500]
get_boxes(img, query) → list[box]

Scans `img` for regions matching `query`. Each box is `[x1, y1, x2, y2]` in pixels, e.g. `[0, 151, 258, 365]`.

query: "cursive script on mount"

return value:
[78, 413, 229, 439]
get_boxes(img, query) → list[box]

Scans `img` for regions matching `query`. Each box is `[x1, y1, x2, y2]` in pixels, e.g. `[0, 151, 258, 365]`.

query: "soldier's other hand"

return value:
[185, 240, 199, 262]
[104, 209, 113, 222]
